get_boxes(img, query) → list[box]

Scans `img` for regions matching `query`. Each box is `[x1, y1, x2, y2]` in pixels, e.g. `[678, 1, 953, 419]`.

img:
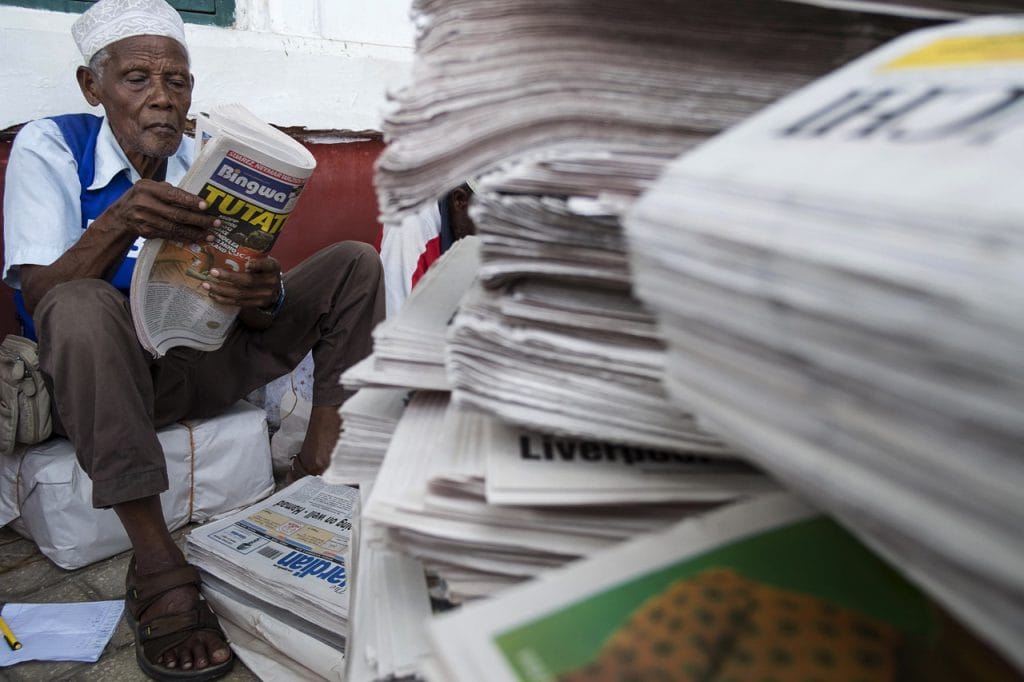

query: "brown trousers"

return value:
[34, 242, 384, 508]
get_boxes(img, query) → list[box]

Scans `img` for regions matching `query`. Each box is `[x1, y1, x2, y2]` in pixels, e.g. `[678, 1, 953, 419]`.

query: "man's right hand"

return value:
[19, 181, 221, 314]
[101, 179, 220, 243]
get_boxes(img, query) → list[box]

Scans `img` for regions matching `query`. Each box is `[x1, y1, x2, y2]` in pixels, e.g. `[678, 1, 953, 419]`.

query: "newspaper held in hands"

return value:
[130, 104, 317, 358]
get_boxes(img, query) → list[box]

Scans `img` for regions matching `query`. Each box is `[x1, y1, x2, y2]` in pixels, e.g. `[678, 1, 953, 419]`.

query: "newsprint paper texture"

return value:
[428, 495, 1018, 682]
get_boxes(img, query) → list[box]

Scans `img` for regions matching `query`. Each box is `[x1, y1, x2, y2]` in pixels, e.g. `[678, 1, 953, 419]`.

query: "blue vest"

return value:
[15, 114, 135, 340]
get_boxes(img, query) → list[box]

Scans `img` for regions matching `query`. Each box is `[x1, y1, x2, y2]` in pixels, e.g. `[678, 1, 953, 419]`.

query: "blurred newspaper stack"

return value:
[376, 0, 946, 221]
[329, 238, 479, 485]
[624, 17, 1024, 673]
[448, 179, 732, 452]
[186, 477, 357, 678]
[337, 243, 777, 604]
[363, 391, 778, 603]
[375, 0, 952, 451]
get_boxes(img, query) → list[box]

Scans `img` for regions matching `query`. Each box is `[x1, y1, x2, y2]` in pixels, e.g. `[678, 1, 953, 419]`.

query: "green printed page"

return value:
[495, 517, 1009, 682]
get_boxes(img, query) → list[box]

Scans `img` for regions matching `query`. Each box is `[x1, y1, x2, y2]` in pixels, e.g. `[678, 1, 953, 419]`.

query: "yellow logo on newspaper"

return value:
[883, 34, 1024, 70]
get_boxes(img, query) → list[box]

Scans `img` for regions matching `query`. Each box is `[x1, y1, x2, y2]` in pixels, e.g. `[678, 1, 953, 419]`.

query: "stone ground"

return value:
[0, 523, 260, 681]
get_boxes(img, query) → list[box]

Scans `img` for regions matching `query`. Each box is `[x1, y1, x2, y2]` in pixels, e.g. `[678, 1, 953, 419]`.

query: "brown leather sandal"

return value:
[124, 556, 235, 681]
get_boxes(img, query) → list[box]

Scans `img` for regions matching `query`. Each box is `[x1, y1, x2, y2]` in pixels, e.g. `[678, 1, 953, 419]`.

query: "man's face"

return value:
[82, 35, 192, 172]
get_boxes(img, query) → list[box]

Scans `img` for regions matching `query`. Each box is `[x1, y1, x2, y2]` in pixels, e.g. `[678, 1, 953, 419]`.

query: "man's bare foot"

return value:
[287, 404, 342, 482]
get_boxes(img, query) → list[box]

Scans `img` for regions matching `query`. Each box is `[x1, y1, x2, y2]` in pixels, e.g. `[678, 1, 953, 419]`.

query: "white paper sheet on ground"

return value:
[0, 601, 123, 666]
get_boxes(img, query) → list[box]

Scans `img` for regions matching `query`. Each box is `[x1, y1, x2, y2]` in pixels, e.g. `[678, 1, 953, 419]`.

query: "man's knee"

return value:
[322, 241, 382, 276]
[301, 241, 383, 288]
[35, 280, 129, 338]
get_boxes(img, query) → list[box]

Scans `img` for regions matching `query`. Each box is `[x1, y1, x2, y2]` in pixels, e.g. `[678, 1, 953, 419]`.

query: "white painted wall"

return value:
[0, 0, 416, 132]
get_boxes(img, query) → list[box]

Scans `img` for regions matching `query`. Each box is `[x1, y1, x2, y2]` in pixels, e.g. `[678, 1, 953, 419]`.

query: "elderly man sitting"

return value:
[2, 0, 384, 679]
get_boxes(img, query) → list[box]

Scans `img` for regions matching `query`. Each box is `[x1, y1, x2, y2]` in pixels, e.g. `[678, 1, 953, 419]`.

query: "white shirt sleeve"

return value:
[3, 119, 84, 289]
[379, 203, 443, 318]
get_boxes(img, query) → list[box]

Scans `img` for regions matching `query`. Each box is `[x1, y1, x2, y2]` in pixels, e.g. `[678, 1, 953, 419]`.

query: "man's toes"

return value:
[190, 638, 212, 669]
[160, 651, 179, 669]
[178, 646, 194, 670]
[204, 630, 232, 664]
[211, 643, 232, 664]
[192, 634, 230, 669]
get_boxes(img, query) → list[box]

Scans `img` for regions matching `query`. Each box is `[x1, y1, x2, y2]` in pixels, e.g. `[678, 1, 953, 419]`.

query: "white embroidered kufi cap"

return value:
[71, 0, 188, 64]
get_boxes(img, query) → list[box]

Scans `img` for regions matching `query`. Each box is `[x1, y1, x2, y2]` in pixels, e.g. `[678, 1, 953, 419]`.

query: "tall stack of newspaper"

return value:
[366, 0, 1024, 679]
[374, 0, 951, 452]
[623, 16, 1024, 673]
[376, 0, 948, 220]
[336, 246, 777, 603]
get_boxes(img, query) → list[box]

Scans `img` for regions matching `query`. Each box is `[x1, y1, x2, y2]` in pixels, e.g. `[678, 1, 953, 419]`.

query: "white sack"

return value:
[0, 401, 274, 569]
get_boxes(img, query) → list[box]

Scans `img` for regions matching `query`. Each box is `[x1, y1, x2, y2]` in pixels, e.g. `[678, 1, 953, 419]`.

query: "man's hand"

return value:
[19, 181, 221, 314]
[102, 179, 220, 243]
[203, 255, 282, 311]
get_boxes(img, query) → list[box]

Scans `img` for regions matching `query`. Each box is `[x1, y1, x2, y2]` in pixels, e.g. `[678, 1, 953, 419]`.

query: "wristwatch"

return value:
[260, 277, 286, 318]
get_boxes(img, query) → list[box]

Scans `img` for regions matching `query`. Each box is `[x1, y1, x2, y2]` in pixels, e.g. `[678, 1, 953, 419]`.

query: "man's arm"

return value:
[20, 180, 219, 313]
[4, 120, 218, 314]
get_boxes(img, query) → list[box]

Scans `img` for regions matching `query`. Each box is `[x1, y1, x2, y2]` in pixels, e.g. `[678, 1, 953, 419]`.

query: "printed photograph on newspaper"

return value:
[429, 495, 1017, 682]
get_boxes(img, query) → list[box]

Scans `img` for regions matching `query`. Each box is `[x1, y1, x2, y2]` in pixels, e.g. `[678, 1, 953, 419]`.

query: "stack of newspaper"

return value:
[375, 0, 959, 453]
[323, 387, 411, 486]
[363, 391, 778, 603]
[375, 0, 946, 221]
[341, 237, 481, 392]
[187, 476, 436, 681]
[424, 494, 1021, 681]
[624, 17, 1024, 673]
[186, 477, 358, 678]
[346, 486, 433, 682]
[363, 1, 1024, 677]
[447, 276, 730, 452]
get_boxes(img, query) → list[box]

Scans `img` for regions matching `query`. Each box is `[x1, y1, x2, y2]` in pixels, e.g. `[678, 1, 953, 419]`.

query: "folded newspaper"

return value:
[427, 494, 1020, 682]
[130, 104, 317, 357]
[186, 476, 358, 653]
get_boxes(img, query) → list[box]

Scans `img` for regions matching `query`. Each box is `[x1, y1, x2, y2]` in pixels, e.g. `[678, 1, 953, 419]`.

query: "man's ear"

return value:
[76, 66, 102, 107]
[451, 187, 471, 210]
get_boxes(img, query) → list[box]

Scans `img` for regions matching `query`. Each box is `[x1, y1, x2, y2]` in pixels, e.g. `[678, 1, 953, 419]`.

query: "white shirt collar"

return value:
[89, 116, 193, 190]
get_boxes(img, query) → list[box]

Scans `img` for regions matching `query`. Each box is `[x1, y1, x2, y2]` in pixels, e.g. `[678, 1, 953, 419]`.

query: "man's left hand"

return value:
[203, 256, 282, 311]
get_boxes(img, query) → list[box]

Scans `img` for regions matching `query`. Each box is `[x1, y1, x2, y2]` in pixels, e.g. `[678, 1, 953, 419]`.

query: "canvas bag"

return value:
[0, 335, 52, 456]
